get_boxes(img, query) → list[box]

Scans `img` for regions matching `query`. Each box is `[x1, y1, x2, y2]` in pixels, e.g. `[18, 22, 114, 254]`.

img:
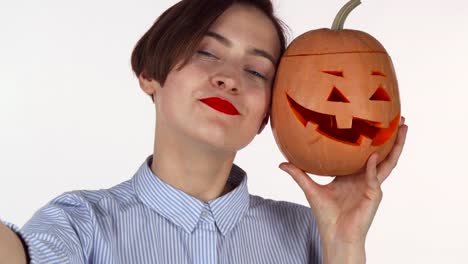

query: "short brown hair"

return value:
[131, 0, 288, 86]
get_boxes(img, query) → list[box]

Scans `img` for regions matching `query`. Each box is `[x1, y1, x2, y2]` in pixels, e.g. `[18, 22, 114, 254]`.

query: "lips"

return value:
[199, 97, 240, 115]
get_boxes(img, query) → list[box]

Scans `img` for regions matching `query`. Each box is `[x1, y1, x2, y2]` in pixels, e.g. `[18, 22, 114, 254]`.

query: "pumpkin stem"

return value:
[331, 0, 361, 30]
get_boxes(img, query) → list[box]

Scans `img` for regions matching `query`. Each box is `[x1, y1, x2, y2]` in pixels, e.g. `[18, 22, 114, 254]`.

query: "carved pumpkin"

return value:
[271, 0, 401, 176]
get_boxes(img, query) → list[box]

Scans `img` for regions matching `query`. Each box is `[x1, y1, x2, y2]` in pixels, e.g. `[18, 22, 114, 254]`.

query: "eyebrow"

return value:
[205, 31, 277, 65]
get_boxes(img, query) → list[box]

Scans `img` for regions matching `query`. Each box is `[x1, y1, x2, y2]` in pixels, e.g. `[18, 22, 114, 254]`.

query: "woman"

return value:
[0, 0, 408, 263]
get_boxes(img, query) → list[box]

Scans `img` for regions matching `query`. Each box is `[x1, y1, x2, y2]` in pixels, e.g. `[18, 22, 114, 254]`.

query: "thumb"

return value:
[365, 153, 380, 188]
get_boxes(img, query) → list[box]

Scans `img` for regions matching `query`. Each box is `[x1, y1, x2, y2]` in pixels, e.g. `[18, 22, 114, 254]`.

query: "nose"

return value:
[210, 66, 240, 93]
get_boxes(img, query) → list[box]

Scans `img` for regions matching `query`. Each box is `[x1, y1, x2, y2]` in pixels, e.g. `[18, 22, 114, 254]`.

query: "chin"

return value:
[194, 128, 252, 154]
[200, 134, 240, 153]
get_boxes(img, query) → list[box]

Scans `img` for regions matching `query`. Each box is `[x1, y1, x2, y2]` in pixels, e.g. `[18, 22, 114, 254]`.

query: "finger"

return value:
[279, 162, 321, 200]
[377, 124, 408, 183]
[366, 153, 380, 189]
[400, 116, 405, 125]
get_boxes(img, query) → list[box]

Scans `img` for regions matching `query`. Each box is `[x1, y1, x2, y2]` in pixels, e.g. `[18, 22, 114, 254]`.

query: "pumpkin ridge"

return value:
[283, 51, 387, 57]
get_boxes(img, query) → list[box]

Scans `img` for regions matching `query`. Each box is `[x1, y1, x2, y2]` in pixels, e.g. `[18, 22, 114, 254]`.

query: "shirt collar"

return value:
[133, 155, 250, 236]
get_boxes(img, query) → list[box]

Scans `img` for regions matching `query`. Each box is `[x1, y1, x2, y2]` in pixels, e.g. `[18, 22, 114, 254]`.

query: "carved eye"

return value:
[369, 86, 391, 101]
[322, 70, 344, 77]
[328, 87, 350, 103]
[371, 71, 386, 77]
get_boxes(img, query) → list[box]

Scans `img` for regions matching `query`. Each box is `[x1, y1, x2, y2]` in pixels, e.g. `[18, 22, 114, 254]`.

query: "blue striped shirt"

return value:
[7, 155, 322, 263]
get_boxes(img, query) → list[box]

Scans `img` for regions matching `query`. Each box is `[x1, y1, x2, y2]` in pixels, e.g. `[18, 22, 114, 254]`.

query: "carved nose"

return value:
[327, 87, 350, 103]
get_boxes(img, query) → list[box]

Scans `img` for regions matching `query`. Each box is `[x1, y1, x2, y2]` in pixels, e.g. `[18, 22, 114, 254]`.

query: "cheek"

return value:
[190, 59, 220, 76]
[246, 89, 270, 120]
[155, 74, 192, 118]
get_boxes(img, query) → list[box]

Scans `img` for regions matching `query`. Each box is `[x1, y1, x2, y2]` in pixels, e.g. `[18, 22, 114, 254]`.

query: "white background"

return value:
[1, 0, 467, 263]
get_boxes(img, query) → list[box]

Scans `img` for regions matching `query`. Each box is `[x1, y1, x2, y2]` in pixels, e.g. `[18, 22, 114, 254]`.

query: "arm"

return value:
[1, 192, 94, 264]
[0, 222, 27, 264]
[321, 241, 365, 264]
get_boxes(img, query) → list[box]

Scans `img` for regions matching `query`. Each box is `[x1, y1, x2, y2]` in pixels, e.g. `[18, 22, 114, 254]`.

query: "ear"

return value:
[138, 73, 160, 103]
[257, 113, 270, 134]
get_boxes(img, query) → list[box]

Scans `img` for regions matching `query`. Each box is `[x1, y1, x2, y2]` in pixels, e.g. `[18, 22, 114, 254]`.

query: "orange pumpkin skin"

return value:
[271, 29, 401, 176]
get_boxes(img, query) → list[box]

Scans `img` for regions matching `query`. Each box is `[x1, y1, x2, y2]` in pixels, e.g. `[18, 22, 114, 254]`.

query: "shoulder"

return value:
[246, 194, 322, 258]
[23, 178, 137, 230]
[249, 194, 311, 216]
[17, 179, 139, 261]
[43, 178, 138, 219]
[248, 194, 317, 231]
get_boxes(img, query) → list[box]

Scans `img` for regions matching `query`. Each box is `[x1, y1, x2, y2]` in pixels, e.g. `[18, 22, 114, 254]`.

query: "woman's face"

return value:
[150, 3, 281, 153]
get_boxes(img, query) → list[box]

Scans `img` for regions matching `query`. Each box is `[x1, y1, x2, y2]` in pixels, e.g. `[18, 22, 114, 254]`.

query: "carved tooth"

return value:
[335, 114, 353, 129]
[359, 136, 373, 147]
[306, 122, 321, 145]
[372, 120, 389, 128]
[380, 120, 390, 128]
[306, 121, 319, 131]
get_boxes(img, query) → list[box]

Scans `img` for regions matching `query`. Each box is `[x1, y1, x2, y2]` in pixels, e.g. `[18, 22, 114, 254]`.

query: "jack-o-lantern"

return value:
[271, 0, 401, 176]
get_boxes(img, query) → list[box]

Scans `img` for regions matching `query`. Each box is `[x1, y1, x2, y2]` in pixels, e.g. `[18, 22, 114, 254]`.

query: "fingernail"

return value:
[279, 164, 288, 171]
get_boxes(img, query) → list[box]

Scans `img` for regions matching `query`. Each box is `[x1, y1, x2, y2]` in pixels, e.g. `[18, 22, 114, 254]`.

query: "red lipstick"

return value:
[199, 97, 240, 115]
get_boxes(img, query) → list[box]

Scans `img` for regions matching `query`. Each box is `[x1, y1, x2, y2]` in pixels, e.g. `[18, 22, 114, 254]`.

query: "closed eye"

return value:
[245, 69, 266, 80]
[197, 50, 218, 59]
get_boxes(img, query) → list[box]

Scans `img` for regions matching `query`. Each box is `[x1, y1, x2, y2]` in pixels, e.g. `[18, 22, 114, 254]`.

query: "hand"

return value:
[279, 117, 408, 261]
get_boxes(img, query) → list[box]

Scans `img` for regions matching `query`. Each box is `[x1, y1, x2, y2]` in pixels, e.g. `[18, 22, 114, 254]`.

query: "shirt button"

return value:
[201, 211, 208, 217]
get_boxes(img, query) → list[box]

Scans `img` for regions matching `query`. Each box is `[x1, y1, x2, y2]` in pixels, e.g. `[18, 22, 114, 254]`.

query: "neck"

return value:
[150, 125, 236, 203]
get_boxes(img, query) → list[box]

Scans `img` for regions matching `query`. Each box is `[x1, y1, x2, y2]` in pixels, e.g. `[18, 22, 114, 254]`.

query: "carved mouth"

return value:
[286, 94, 399, 146]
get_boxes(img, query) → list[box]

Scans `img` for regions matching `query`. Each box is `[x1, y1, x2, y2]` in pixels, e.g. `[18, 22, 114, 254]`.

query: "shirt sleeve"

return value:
[4, 192, 95, 264]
